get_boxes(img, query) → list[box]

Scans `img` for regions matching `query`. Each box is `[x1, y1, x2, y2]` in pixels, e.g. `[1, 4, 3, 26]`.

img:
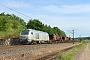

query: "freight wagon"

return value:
[19, 29, 49, 44]
[49, 34, 75, 43]
[49, 34, 62, 43]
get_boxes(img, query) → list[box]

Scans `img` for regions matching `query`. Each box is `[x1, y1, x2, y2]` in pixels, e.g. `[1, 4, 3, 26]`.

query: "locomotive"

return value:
[19, 29, 49, 44]
[19, 29, 75, 44]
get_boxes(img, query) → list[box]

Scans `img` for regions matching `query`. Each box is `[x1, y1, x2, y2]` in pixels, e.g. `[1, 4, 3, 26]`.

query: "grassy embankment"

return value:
[55, 40, 90, 60]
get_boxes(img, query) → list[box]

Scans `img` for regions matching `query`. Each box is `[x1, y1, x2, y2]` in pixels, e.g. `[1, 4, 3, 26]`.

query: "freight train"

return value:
[19, 29, 75, 44]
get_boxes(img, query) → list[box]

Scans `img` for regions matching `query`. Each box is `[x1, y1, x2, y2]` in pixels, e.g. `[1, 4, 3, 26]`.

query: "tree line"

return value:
[27, 19, 66, 36]
[0, 12, 66, 38]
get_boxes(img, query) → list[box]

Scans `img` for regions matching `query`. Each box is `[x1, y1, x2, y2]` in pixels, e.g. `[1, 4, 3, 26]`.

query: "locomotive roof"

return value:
[22, 29, 48, 34]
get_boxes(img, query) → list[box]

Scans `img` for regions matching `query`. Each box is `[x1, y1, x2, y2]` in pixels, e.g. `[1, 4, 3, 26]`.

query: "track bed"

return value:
[0, 42, 81, 60]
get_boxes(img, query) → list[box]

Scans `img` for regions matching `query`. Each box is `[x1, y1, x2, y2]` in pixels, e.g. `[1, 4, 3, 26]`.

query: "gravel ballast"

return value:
[0, 42, 81, 60]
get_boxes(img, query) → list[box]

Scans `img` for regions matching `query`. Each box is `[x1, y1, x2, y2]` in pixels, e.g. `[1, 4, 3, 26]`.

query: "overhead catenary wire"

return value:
[0, 3, 32, 19]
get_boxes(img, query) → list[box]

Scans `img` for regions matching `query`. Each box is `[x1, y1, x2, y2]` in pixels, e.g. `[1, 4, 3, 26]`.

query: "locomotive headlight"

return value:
[20, 36, 28, 39]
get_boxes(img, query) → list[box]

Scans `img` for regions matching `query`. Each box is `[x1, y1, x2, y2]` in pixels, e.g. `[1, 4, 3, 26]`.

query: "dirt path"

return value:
[71, 43, 90, 60]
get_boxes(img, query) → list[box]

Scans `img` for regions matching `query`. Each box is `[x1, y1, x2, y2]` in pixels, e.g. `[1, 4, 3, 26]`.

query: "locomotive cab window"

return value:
[31, 32, 33, 34]
[21, 30, 29, 35]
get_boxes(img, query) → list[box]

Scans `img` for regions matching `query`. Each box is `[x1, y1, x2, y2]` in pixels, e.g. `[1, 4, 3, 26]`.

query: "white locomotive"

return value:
[19, 29, 49, 44]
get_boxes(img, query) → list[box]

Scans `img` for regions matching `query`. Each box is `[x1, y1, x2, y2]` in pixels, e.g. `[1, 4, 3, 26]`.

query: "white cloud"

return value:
[1, 0, 29, 8]
[42, 4, 90, 14]
[8, 2, 29, 8]
[29, 13, 90, 29]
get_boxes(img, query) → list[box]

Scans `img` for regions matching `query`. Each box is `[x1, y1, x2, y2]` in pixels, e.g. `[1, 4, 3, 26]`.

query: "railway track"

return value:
[0, 42, 75, 50]
[37, 52, 59, 60]
[0, 42, 81, 60]
[0, 44, 50, 50]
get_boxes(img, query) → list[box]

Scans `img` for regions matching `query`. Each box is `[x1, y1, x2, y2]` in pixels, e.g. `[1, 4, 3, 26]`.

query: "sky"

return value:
[0, 0, 90, 38]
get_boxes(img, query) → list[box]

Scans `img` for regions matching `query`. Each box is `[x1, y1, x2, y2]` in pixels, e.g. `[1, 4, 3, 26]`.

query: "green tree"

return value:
[0, 16, 7, 31]
[0, 12, 26, 38]
[27, 19, 44, 31]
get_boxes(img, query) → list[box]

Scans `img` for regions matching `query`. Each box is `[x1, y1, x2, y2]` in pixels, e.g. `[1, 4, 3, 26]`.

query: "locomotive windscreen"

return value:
[21, 30, 29, 35]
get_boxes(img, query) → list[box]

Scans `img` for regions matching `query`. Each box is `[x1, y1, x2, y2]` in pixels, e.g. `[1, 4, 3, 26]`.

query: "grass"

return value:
[55, 40, 90, 60]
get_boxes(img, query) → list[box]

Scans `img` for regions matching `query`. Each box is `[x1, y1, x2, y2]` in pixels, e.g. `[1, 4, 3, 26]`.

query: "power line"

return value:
[67, 30, 75, 44]
[0, 3, 32, 19]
